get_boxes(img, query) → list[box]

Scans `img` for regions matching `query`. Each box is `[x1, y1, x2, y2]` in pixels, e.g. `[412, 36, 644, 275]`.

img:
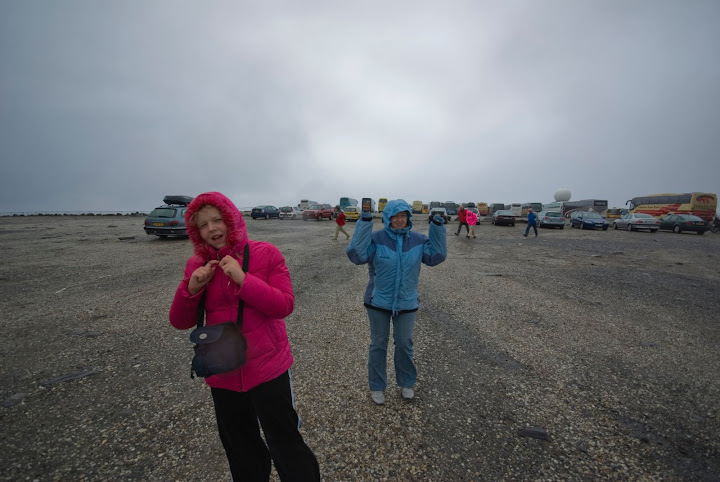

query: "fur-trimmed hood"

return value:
[184, 192, 247, 259]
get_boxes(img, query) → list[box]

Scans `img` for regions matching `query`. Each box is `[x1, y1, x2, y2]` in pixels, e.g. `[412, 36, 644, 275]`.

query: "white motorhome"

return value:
[299, 199, 317, 210]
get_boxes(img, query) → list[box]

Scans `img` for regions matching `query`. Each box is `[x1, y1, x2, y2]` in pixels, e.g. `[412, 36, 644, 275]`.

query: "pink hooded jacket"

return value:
[466, 210, 478, 226]
[169, 192, 294, 392]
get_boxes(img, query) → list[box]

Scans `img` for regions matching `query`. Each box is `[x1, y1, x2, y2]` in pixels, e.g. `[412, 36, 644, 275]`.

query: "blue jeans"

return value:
[525, 223, 538, 236]
[366, 308, 417, 391]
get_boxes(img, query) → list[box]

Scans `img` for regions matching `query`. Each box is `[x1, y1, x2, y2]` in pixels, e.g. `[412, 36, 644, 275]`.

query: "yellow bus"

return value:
[629, 192, 717, 221]
[378, 198, 388, 212]
[411, 200, 423, 213]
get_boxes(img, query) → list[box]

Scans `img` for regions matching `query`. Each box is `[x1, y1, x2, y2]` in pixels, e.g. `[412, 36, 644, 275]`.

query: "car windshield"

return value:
[149, 208, 177, 218]
[545, 211, 561, 217]
[280, 207, 292, 212]
[682, 215, 703, 221]
[583, 212, 602, 219]
[496, 210, 512, 215]
[309, 204, 322, 210]
[635, 213, 654, 218]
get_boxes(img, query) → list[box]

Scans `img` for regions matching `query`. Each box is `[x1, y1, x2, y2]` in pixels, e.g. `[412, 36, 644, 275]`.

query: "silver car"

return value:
[279, 206, 303, 220]
[613, 213, 660, 232]
[536, 210, 565, 229]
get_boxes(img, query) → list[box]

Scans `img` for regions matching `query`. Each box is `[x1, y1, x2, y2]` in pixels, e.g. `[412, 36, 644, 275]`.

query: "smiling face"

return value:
[195, 205, 227, 249]
[390, 211, 408, 229]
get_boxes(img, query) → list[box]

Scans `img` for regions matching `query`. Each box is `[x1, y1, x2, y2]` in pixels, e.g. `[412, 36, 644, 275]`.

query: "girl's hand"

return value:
[188, 261, 219, 295]
[219, 255, 245, 287]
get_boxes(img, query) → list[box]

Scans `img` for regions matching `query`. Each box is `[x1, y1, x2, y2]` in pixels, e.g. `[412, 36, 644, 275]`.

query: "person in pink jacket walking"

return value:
[466, 209, 478, 238]
[169, 192, 320, 481]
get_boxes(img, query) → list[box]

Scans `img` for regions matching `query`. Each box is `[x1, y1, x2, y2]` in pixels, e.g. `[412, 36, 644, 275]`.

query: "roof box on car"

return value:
[163, 195, 194, 206]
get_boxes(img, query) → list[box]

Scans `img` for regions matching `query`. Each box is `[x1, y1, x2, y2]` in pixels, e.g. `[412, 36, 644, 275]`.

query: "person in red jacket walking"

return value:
[169, 192, 320, 481]
[333, 205, 350, 240]
[455, 206, 469, 236]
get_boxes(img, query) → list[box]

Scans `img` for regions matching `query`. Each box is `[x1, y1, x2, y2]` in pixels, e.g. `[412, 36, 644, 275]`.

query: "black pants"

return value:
[211, 371, 320, 482]
[456, 222, 469, 235]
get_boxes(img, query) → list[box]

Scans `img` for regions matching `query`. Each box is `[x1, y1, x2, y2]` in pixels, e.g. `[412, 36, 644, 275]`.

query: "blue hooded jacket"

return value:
[346, 199, 447, 313]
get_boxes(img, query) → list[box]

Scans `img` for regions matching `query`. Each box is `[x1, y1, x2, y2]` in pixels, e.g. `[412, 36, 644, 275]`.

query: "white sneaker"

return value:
[370, 391, 385, 405]
[401, 387, 414, 400]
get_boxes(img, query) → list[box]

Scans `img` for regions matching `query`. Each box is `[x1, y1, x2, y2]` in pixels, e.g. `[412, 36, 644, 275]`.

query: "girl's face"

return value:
[390, 211, 408, 229]
[195, 205, 227, 249]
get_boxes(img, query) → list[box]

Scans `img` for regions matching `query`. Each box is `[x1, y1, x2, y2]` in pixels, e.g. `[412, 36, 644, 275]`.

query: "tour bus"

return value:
[411, 200, 423, 213]
[361, 197, 376, 213]
[489, 203, 505, 215]
[339, 197, 359, 210]
[299, 199, 317, 210]
[628, 192, 717, 221]
[429, 201, 443, 209]
[543, 199, 608, 218]
[605, 208, 627, 220]
[378, 198, 388, 213]
[477, 202, 488, 216]
[510, 203, 522, 217]
[445, 201, 458, 216]
[521, 202, 542, 217]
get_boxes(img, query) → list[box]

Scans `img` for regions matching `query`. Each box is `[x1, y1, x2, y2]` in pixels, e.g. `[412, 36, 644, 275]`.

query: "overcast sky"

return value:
[1, 1, 719, 213]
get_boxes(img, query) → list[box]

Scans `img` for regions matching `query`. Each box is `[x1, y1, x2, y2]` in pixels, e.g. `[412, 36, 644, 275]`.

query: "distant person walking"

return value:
[466, 209, 478, 238]
[347, 200, 447, 405]
[524, 208, 538, 237]
[333, 206, 350, 240]
[455, 206, 469, 236]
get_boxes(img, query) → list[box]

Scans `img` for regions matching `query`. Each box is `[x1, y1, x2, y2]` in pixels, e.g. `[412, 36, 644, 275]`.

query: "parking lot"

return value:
[1, 214, 719, 480]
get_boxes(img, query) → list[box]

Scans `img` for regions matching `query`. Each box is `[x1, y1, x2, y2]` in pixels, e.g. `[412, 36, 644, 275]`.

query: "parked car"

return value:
[491, 210, 515, 226]
[658, 214, 709, 235]
[251, 205, 280, 220]
[302, 203, 334, 221]
[570, 211, 609, 230]
[343, 206, 360, 222]
[428, 207, 449, 224]
[143, 195, 193, 238]
[536, 210, 565, 229]
[612, 213, 660, 232]
[279, 206, 303, 220]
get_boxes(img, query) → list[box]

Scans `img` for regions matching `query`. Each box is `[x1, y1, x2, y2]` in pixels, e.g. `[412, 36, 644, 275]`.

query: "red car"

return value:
[302, 203, 335, 221]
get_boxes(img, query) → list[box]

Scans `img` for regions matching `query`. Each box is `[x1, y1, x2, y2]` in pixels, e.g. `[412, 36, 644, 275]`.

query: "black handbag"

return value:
[190, 244, 249, 378]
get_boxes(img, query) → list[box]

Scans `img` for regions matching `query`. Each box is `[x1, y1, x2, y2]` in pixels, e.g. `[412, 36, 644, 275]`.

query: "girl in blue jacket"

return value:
[347, 199, 447, 405]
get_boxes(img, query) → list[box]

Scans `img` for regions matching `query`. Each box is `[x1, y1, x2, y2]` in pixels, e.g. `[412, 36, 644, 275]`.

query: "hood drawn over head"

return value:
[383, 199, 413, 232]
[184, 192, 247, 258]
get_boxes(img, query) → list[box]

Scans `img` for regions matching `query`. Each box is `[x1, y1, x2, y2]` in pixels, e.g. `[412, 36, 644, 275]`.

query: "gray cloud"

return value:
[1, 0, 719, 212]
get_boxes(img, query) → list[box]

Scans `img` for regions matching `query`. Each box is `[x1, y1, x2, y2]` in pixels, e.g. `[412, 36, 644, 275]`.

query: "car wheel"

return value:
[627, 223, 632, 232]
[673, 225, 681, 234]
[613, 223, 618, 230]
[603, 226, 608, 231]
[697, 230, 704, 235]
[651, 229, 658, 233]
[560, 225, 564, 230]
[292, 215, 296, 220]
[580, 223, 584, 230]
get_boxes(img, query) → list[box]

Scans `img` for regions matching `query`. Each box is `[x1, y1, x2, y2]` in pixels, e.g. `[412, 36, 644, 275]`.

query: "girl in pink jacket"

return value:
[169, 192, 319, 481]
[466, 209, 478, 238]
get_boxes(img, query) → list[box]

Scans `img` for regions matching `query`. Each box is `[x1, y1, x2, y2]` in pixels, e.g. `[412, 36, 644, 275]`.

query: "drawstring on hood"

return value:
[185, 192, 248, 259]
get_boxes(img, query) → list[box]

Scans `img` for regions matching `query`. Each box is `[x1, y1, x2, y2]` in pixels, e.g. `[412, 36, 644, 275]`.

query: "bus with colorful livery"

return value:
[628, 193, 717, 221]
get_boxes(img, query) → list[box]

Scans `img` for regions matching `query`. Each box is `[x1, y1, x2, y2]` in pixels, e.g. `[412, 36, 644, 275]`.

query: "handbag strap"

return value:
[196, 242, 250, 329]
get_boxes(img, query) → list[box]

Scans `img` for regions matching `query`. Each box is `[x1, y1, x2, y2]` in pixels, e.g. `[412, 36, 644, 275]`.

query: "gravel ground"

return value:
[1, 214, 719, 481]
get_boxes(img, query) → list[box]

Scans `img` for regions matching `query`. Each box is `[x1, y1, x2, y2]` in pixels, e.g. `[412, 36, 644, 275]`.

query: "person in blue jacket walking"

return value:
[524, 207, 538, 237]
[347, 199, 447, 405]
